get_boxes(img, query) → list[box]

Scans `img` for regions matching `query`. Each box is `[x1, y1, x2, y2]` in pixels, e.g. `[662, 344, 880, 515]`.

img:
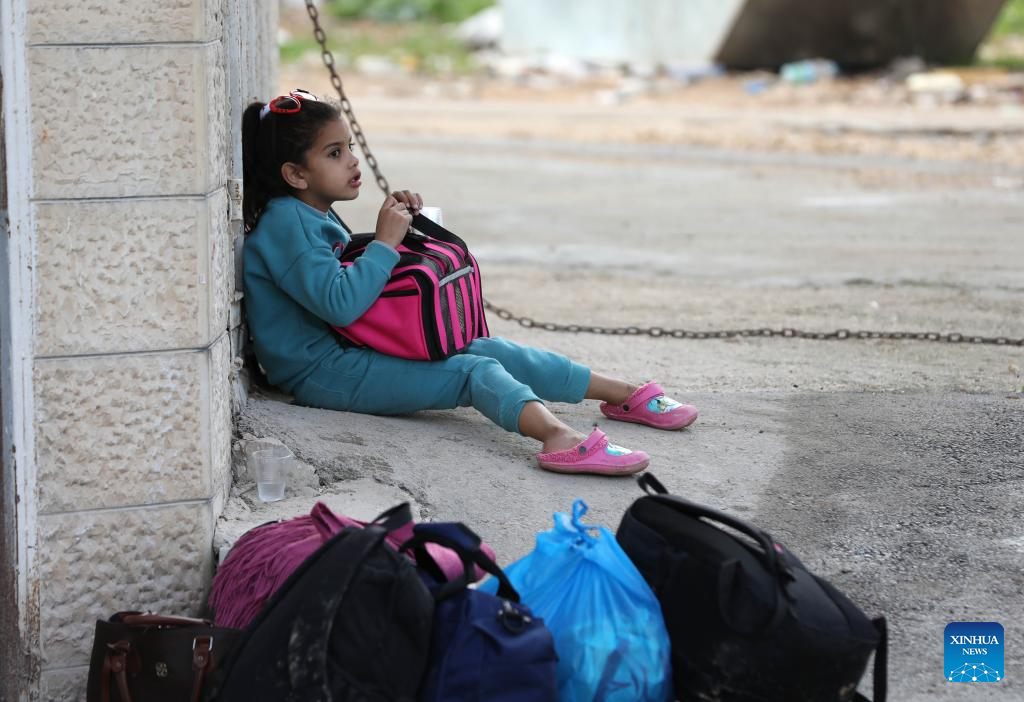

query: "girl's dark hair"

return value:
[241, 96, 343, 233]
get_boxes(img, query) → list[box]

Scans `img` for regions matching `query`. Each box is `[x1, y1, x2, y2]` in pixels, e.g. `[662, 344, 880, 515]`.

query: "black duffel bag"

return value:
[616, 473, 887, 702]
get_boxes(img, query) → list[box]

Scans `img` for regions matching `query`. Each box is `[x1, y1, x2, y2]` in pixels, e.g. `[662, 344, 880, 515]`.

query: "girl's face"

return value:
[289, 117, 361, 210]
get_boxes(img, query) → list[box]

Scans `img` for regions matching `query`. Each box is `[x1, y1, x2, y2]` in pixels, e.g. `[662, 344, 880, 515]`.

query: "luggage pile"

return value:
[87, 474, 887, 702]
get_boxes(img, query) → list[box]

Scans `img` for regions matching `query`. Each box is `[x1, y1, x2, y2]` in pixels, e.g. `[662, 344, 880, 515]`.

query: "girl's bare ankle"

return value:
[618, 383, 639, 404]
[541, 427, 586, 454]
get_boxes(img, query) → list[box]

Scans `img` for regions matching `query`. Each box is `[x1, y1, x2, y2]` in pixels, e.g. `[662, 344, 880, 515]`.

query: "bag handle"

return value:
[114, 612, 213, 629]
[637, 473, 788, 580]
[100, 640, 134, 702]
[288, 527, 388, 695]
[400, 522, 519, 603]
[409, 213, 462, 245]
[99, 625, 218, 702]
[369, 502, 415, 531]
[190, 635, 213, 702]
[853, 617, 888, 702]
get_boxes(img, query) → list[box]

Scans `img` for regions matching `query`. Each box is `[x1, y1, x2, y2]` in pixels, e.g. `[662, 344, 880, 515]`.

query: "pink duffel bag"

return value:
[208, 502, 496, 629]
[332, 213, 489, 361]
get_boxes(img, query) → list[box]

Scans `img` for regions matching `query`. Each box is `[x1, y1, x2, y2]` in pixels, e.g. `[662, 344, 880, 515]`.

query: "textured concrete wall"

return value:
[33, 192, 230, 357]
[26, 0, 223, 44]
[29, 45, 226, 199]
[12, 0, 275, 697]
[224, 0, 280, 412]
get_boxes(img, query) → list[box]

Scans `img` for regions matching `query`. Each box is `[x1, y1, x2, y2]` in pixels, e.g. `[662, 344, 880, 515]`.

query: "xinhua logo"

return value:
[944, 622, 1004, 683]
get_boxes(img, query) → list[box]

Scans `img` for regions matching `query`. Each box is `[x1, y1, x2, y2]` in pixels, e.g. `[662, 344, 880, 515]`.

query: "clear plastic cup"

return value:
[249, 445, 293, 502]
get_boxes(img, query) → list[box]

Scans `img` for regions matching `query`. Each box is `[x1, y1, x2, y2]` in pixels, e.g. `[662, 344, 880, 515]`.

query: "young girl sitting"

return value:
[241, 90, 698, 476]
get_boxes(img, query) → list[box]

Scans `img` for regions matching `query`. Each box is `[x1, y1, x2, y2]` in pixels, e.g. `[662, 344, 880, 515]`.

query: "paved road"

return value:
[234, 136, 1024, 701]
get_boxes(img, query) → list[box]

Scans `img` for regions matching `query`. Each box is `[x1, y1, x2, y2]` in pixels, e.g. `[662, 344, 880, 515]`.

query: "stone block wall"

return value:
[5, 0, 276, 697]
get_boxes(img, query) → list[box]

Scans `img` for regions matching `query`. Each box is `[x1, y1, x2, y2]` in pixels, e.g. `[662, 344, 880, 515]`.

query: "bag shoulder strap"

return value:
[100, 640, 134, 702]
[327, 206, 350, 234]
[409, 213, 468, 249]
[401, 522, 519, 603]
[287, 526, 392, 694]
[853, 617, 888, 702]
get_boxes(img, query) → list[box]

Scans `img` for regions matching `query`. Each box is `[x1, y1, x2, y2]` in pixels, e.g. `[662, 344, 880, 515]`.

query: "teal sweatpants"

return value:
[291, 337, 592, 434]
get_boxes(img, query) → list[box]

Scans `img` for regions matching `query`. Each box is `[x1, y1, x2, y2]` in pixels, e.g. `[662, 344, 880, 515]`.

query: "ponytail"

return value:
[241, 102, 272, 233]
[241, 95, 343, 233]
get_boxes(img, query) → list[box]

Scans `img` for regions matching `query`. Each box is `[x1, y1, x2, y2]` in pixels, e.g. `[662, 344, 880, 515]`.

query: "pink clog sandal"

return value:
[536, 428, 650, 476]
[600, 381, 698, 431]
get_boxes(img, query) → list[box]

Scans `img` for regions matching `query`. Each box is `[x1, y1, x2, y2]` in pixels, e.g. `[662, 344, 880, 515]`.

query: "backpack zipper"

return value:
[438, 266, 474, 287]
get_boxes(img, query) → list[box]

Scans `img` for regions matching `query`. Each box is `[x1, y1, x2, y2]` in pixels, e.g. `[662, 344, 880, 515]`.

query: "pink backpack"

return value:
[332, 214, 489, 360]
[208, 502, 496, 629]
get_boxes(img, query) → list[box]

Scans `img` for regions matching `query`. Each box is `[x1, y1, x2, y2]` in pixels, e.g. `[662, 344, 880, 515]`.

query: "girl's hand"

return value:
[374, 195, 413, 249]
[390, 189, 423, 215]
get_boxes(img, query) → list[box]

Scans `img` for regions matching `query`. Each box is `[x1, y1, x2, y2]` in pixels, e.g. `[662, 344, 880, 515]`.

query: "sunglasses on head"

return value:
[259, 89, 320, 120]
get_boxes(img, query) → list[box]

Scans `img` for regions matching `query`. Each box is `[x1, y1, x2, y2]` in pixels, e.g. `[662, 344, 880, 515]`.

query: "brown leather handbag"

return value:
[85, 611, 242, 702]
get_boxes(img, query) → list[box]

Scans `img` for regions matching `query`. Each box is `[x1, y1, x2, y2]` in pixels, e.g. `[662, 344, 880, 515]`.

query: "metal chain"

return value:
[303, 4, 1020, 349]
[483, 301, 1023, 347]
[305, 0, 391, 196]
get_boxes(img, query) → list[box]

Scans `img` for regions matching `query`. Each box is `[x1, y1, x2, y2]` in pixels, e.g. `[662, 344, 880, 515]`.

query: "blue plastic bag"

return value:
[481, 500, 673, 702]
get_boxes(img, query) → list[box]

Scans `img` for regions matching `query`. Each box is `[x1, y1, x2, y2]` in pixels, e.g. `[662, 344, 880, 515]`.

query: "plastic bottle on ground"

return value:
[780, 58, 839, 85]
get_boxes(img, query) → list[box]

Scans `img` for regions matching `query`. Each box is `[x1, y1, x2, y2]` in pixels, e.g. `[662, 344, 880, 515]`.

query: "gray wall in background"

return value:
[502, 0, 744, 65]
[500, 0, 1008, 67]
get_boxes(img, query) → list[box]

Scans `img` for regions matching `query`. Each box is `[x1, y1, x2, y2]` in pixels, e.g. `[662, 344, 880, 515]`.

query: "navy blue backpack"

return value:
[403, 522, 559, 702]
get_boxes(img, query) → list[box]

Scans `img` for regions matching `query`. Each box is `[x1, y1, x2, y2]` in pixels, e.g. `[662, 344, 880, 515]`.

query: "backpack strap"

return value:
[327, 206, 350, 234]
[852, 617, 888, 702]
[370, 502, 415, 531]
[409, 213, 467, 249]
[287, 527, 391, 696]
[401, 522, 519, 603]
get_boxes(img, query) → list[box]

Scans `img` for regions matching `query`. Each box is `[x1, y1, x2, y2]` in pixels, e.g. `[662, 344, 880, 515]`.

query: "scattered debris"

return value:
[664, 61, 726, 85]
[906, 71, 967, 103]
[882, 56, 928, 83]
[456, 6, 502, 50]
[743, 74, 776, 95]
[477, 51, 531, 79]
[779, 58, 839, 85]
[539, 53, 593, 81]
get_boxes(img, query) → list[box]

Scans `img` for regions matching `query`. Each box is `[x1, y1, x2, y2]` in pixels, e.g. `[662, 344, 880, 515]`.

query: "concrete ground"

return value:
[228, 100, 1023, 700]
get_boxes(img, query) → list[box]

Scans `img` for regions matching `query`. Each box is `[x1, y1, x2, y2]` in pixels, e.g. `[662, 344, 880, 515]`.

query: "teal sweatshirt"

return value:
[243, 195, 400, 393]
